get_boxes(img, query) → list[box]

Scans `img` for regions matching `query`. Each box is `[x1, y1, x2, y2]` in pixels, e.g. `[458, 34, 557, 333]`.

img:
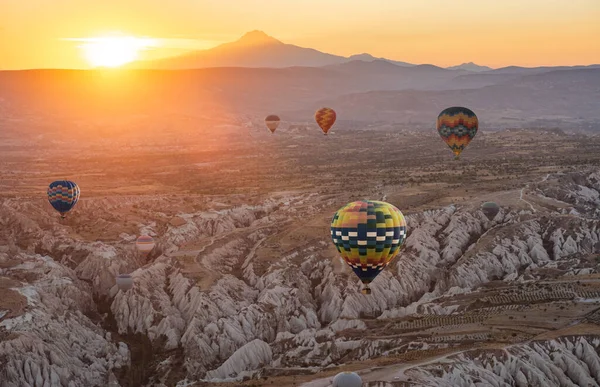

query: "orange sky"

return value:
[1, 0, 599, 69]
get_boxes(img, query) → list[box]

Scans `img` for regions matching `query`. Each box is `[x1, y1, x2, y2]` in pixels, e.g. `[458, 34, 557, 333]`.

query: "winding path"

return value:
[519, 173, 551, 212]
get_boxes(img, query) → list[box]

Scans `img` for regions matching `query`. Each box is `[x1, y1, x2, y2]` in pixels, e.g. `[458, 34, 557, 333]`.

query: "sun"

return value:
[80, 36, 154, 68]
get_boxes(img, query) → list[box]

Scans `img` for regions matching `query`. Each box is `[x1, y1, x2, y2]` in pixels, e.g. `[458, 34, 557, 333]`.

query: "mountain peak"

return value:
[236, 30, 281, 45]
[447, 62, 493, 72]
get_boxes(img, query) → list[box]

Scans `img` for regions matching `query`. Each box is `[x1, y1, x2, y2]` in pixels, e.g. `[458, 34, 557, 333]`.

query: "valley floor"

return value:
[1, 121, 600, 387]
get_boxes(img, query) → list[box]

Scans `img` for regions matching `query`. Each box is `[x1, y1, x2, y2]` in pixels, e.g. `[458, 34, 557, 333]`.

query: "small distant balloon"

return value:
[330, 200, 407, 295]
[481, 202, 500, 221]
[264, 115, 280, 134]
[47, 180, 80, 219]
[136, 235, 155, 256]
[116, 274, 134, 291]
[332, 372, 362, 387]
[437, 106, 478, 160]
[315, 107, 336, 135]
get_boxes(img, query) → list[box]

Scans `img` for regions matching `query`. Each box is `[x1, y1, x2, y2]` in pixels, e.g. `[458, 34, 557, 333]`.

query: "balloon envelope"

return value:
[481, 202, 500, 221]
[116, 274, 134, 291]
[47, 180, 80, 218]
[332, 372, 362, 387]
[264, 115, 280, 134]
[136, 235, 155, 255]
[437, 106, 478, 159]
[315, 107, 336, 135]
[330, 200, 407, 294]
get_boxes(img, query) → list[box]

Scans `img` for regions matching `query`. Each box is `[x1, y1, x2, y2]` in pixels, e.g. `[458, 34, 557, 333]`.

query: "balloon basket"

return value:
[361, 287, 372, 295]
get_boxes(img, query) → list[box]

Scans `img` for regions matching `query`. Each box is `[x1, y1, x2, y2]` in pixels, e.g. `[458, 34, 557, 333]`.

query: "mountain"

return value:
[447, 62, 493, 72]
[131, 30, 599, 77]
[132, 30, 419, 69]
[135, 30, 347, 69]
[345, 53, 414, 67]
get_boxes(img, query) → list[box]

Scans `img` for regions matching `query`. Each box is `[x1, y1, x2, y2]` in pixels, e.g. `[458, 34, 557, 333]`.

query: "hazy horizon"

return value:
[1, 0, 599, 70]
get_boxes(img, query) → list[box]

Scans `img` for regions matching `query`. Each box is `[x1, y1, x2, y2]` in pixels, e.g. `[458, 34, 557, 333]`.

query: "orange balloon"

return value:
[315, 107, 336, 135]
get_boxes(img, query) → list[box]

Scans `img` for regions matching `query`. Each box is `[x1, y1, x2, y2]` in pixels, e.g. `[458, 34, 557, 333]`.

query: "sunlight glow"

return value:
[79, 36, 156, 68]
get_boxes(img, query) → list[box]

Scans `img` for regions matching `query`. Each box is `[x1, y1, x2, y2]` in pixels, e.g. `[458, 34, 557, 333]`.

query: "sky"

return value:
[1, 0, 599, 69]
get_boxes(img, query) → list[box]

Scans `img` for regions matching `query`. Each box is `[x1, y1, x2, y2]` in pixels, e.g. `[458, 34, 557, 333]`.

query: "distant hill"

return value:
[345, 53, 414, 67]
[441, 64, 600, 89]
[284, 68, 600, 126]
[488, 64, 600, 75]
[447, 62, 493, 72]
[0, 63, 468, 121]
[0, 66, 598, 129]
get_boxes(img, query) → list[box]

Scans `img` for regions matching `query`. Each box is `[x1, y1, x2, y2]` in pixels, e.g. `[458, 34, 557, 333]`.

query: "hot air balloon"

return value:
[264, 115, 280, 134]
[315, 107, 336, 135]
[116, 274, 134, 291]
[136, 235, 155, 256]
[47, 180, 80, 219]
[481, 202, 500, 221]
[332, 372, 362, 387]
[437, 106, 478, 160]
[330, 200, 407, 294]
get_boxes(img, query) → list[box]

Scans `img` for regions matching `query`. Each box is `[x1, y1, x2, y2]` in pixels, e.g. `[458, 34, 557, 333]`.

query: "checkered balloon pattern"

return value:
[47, 180, 80, 216]
[330, 200, 407, 286]
[436, 106, 478, 158]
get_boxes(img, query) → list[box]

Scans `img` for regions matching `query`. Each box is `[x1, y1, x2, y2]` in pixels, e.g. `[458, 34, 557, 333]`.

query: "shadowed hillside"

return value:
[1, 67, 599, 130]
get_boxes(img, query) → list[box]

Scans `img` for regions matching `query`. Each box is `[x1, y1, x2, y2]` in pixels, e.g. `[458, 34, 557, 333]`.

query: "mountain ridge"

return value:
[132, 30, 599, 72]
[131, 30, 493, 71]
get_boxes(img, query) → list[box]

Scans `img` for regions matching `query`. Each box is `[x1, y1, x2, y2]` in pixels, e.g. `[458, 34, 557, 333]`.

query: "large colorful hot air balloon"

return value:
[332, 372, 362, 387]
[437, 106, 478, 160]
[330, 200, 407, 294]
[136, 235, 155, 256]
[116, 274, 134, 291]
[47, 180, 80, 219]
[315, 107, 336, 135]
[264, 115, 280, 134]
[481, 202, 500, 221]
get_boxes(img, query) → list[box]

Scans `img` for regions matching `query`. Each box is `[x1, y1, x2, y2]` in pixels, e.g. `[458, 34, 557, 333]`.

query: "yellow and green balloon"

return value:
[330, 200, 407, 294]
